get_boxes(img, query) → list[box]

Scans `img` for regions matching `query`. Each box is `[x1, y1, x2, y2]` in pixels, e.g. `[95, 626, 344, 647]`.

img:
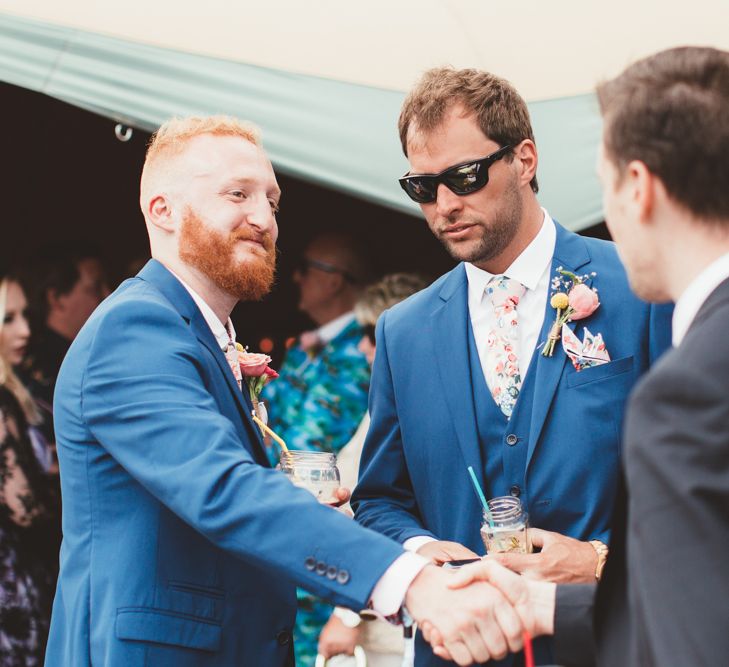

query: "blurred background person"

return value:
[0, 270, 58, 666]
[263, 231, 373, 457]
[20, 243, 110, 428]
[317, 272, 428, 667]
[262, 232, 372, 666]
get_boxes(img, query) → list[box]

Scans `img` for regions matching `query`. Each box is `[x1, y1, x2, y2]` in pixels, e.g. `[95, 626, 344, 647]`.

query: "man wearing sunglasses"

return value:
[352, 67, 672, 666]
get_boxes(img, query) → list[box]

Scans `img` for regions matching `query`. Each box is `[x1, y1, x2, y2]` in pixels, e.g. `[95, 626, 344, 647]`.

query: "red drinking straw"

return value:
[523, 631, 535, 667]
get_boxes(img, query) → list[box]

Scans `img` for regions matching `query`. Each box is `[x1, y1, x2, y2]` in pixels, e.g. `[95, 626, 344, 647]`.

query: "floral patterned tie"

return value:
[484, 276, 526, 417]
[225, 338, 243, 390]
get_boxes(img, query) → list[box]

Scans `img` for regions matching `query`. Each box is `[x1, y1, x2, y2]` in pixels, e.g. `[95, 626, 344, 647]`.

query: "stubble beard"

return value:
[179, 208, 277, 301]
[437, 177, 523, 265]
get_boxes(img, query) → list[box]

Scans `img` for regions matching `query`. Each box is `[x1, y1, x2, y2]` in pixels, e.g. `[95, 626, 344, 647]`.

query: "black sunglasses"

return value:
[399, 145, 513, 204]
[295, 257, 356, 283]
[361, 324, 376, 346]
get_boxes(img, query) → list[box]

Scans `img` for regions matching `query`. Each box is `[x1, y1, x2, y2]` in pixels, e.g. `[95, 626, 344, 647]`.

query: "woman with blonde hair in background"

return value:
[317, 273, 428, 667]
[0, 270, 57, 666]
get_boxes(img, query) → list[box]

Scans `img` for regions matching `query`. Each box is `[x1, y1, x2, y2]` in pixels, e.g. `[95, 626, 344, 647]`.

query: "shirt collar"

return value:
[672, 250, 729, 346]
[316, 311, 356, 345]
[465, 208, 556, 295]
[168, 269, 236, 351]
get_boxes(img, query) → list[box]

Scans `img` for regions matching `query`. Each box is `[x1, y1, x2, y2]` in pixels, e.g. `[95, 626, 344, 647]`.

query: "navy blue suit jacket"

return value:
[45, 260, 404, 667]
[353, 224, 671, 665]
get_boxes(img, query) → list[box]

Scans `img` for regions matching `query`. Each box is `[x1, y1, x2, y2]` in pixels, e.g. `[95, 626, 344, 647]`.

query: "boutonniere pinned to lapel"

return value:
[235, 343, 279, 423]
[541, 268, 600, 357]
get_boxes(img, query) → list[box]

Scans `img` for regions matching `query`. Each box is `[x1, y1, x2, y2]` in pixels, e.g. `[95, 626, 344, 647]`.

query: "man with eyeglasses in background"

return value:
[352, 67, 672, 666]
[262, 231, 372, 666]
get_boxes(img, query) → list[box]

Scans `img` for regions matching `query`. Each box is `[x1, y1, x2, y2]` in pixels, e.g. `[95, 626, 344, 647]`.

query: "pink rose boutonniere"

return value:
[235, 343, 279, 421]
[542, 268, 600, 357]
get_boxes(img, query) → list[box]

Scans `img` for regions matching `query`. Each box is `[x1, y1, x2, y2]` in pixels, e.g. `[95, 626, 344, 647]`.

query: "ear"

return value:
[326, 272, 346, 294]
[513, 140, 538, 188]
[46, 287, 64, 312]
[145, 194, 176, 233]
[626, 160, 656, 226]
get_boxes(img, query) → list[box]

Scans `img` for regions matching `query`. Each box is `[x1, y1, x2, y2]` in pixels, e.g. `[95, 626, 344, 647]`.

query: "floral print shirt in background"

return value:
[262, 319, 370, 463]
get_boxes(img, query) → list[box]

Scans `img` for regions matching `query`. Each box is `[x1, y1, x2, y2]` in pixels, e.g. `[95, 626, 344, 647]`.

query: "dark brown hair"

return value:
[597, 46, 729, 222]
[398, 67, 538, 193]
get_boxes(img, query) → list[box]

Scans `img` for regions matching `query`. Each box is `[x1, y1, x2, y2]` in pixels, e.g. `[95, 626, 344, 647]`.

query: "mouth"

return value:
[441, 223, 477, 240]
[235, 238, 267, 253]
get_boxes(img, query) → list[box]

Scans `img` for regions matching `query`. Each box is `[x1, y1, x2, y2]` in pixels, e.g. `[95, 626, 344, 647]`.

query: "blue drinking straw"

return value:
[467, 466, 494, 529]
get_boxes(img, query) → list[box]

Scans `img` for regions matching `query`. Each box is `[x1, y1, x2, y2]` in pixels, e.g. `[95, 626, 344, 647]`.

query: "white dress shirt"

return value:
[465, 209, 556, 382]
[404, 210, 556, 554]
[170, 270, 236, 351]
[316, 311, 356, 344]
[169, 269, 426, 615]
[673, 251, 729, 347]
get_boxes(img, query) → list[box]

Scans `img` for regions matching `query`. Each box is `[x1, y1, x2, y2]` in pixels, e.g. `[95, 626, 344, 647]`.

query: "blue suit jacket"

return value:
[45, 260, 403, 667]
[353, 224, 671, 664]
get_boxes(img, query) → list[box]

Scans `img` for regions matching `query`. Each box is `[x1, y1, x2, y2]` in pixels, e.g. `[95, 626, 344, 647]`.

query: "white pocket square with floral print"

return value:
[561, 324, 610, 371]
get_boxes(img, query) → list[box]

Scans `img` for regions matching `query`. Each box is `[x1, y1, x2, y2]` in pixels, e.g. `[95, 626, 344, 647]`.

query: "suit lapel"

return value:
[431, 265, 485, 481]
[526, 225, 591, 468]
[137, 260, 268, 464]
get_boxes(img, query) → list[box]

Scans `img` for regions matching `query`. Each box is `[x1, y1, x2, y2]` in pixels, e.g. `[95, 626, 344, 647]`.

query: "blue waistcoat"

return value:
[467, 325, 553, 667]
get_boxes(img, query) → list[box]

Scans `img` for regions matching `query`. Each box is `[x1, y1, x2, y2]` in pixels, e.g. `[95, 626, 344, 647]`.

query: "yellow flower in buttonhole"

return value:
[550, 293, 569, 310]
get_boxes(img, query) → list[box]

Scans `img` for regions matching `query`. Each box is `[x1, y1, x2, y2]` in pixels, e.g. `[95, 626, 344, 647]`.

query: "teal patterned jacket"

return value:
[262, 319, 370, 462]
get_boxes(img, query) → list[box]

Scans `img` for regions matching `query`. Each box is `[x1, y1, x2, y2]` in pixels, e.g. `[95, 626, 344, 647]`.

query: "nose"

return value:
[246, 196, 277, 236]
[434, 183, 463, 219]
[18, 314, 31, 339]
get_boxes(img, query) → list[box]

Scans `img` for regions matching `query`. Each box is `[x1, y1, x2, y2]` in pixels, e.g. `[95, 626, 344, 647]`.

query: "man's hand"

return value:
[317, 614, 360, 658]
[420, 560, 557, 662]
[417, 540, 480, 566]
[405, 564, 524, 665]
[489, 528, 598, 583]
[324, 487, 351, 509]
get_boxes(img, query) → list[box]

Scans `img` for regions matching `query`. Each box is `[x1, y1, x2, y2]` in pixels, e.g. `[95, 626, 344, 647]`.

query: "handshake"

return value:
[405, 558, 557, 666]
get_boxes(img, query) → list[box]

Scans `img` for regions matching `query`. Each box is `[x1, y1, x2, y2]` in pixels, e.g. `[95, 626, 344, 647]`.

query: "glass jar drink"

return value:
[480, 496, 532, 554]
[279, 450, 341, 504]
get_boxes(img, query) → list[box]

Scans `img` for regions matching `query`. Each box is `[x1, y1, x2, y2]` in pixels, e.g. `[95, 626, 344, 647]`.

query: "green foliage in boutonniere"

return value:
[542, 268, 600, 357]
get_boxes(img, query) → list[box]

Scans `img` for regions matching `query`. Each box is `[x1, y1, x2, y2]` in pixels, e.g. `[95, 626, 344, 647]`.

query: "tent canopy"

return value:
[1, 2, 727, 230]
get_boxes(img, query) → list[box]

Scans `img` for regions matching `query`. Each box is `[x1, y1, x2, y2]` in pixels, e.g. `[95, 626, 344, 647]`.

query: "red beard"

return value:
[179, 208, 277, 301]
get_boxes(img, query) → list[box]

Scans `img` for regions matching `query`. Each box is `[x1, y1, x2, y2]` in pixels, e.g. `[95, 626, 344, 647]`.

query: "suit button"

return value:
[305, 557, 316, 571]
[326, 565, 338, 580]
[316, 561, 327, 576]
[336, 569, 350, 584]
[506, 434, 518, 446]
[509, 485, 521, 498]
[276, 630, 291, 646]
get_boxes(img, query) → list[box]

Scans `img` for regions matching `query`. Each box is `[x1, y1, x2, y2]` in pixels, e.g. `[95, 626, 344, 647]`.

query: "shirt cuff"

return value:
[369, 551, 429, 616]
[403, 535, 437, 553]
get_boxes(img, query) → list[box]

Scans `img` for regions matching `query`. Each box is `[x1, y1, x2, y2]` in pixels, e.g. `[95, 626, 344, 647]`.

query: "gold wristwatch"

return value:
[589, 540, 609, 580]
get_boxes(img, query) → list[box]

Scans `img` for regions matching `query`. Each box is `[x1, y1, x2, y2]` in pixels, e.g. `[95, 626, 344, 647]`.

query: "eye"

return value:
[229, 190, 247, 199]
[3, 313, 13, 325]
[269, 199, 280, 214]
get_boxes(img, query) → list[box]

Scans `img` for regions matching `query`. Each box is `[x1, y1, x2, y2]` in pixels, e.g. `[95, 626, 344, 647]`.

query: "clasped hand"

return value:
[418, 559, 557, 664]
[405, 564, 526, 665]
